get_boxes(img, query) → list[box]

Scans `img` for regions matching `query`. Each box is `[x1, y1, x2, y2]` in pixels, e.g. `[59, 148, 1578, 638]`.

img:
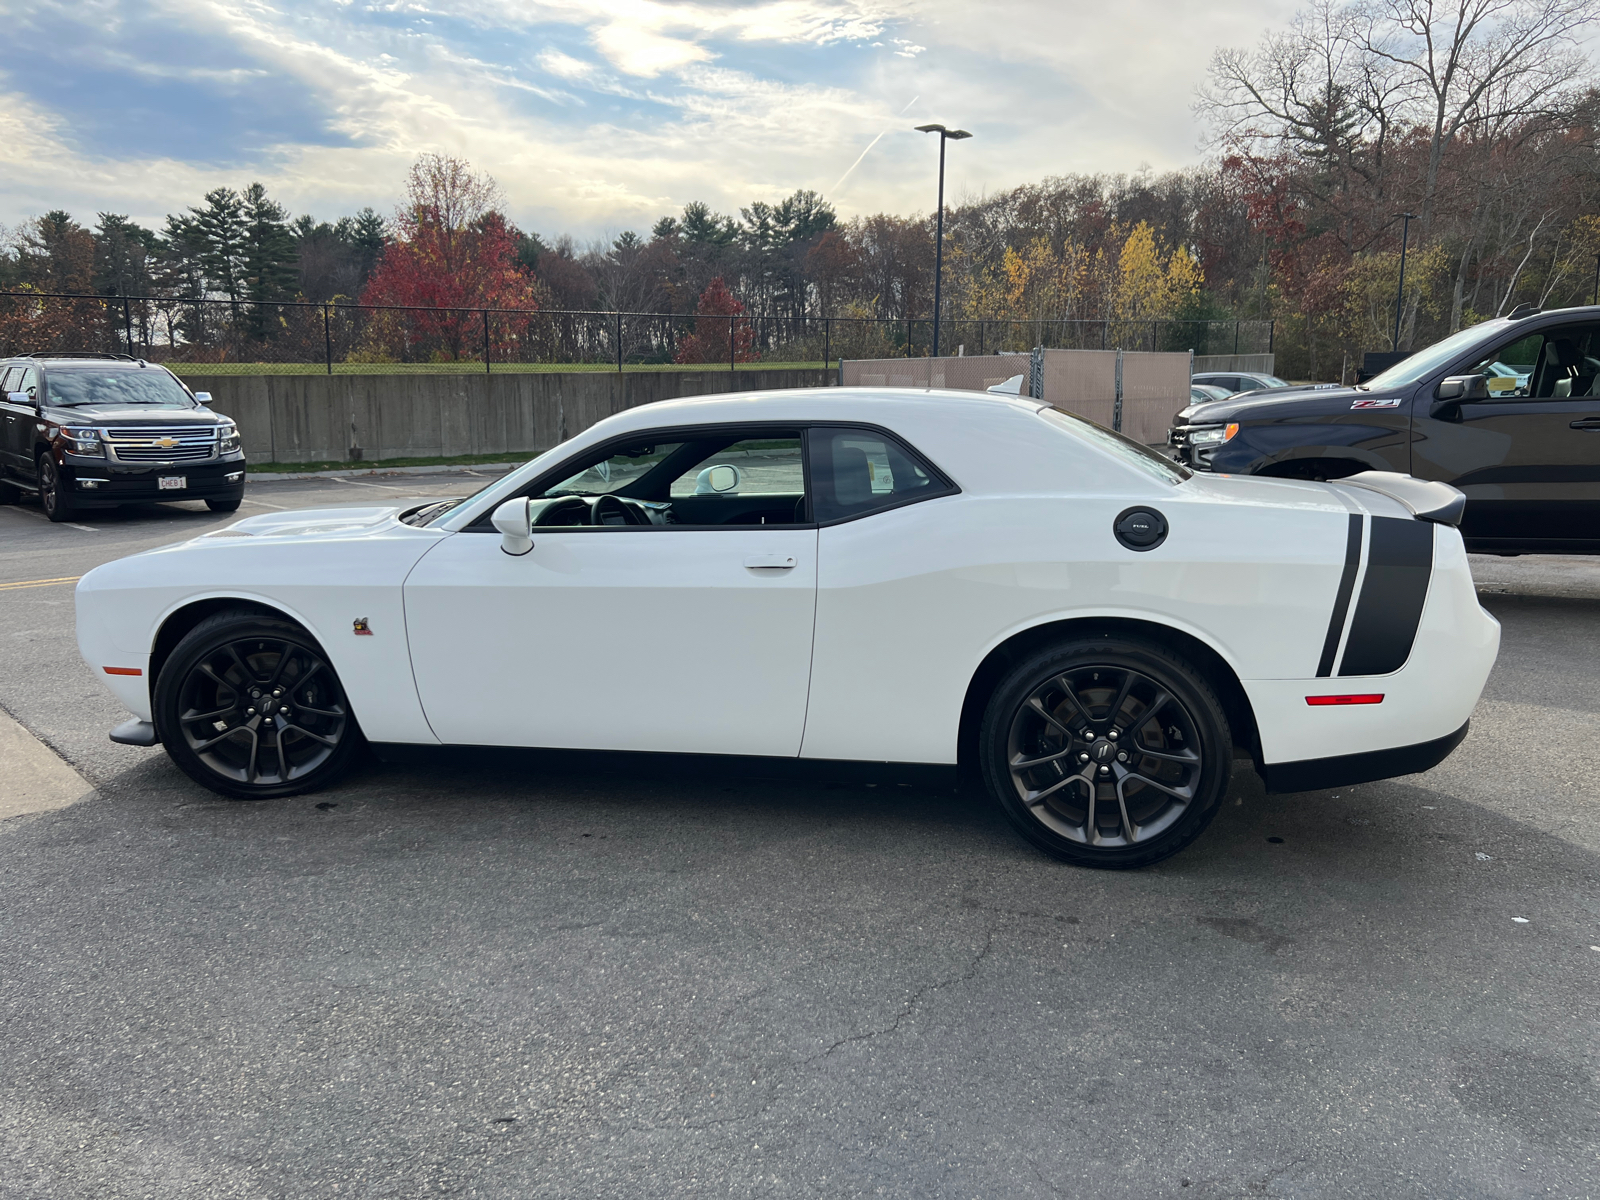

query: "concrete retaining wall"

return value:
[185, 369, 833, 464]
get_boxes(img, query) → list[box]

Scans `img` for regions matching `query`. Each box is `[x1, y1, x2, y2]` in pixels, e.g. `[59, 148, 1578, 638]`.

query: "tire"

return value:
[153, 610, 364, 800]
[37, 454, 76, 522]
[979, 634, 1232, 869]
[207, 497, 242, 513]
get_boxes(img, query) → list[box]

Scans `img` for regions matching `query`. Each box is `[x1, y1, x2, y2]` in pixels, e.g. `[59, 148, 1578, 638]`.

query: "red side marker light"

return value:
[1306, 693, 1383, 706]
[103, 666, 142, 676]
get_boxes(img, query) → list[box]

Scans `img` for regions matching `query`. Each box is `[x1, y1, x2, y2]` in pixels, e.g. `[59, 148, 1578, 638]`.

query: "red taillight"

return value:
[1306, 694, 1383, 706]
[103, 666, 142, 676]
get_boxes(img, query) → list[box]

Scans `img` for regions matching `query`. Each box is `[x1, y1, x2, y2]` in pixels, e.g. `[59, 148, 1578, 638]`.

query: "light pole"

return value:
[915, 123, 971, 359]
[1392, 212, 1417, 351]
[1592, 253, 1599, 306]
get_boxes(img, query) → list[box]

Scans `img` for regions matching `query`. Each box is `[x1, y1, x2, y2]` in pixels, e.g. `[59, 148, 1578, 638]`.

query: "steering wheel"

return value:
[591, 494, 644, 526]
[533, 496, 593, 527]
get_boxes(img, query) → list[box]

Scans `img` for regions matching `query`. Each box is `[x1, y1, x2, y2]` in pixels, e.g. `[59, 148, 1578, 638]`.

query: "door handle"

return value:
[1570, 418, 1600, 431]
[743, 554, 797, 570]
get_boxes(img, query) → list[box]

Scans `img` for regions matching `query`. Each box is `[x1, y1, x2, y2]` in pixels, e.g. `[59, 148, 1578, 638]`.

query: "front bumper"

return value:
[60, 457, 247, 507]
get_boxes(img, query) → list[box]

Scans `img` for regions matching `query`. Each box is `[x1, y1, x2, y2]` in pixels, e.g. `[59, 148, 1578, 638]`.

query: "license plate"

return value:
[158, 475, 187, 491]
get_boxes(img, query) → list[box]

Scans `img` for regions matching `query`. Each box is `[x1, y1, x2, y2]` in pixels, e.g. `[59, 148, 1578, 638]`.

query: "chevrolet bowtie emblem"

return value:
[153, 437, 179, 448]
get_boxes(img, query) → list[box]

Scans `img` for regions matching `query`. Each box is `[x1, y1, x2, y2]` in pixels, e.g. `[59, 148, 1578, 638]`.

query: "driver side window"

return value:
[530, 430, 809, 528]
[1468, 327, 1600, 400]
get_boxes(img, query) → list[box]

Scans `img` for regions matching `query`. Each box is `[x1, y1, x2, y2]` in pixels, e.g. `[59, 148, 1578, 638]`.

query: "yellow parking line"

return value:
[0, 576, 81, 591]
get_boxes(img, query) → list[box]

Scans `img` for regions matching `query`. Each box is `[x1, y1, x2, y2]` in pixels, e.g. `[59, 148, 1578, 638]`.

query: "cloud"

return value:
[0, 0, 1312, 241]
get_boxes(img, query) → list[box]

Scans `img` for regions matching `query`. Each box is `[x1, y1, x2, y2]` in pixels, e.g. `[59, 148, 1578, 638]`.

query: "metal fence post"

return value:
[1268, 320, 1275, 355]
[1113, 348, 1124, 433]
[482, 309, 491, 374]
[823, 318, 830, 371]
[1233, 321, 1240, 356]
[122, 296, 134, 355]
[1150, 320, 1157, 352]
[616, 311, 623, 373]
[323, 303, 333, 375]
[730, 314, 736, 373]
[1029, 346, 1044, 401]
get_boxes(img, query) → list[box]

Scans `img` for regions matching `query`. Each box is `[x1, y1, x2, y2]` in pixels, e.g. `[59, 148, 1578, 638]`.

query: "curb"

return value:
[248, 461, 529, 482]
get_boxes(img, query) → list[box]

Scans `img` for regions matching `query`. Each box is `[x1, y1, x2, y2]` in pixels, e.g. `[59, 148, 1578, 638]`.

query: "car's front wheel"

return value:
[154, 610, 363, 799]
[37, 455, 76, 522]
[207, 497, 242, 513]
[980, 635, 1232, 869]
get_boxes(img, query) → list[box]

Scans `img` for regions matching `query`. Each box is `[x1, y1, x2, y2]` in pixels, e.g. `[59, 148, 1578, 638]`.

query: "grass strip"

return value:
[249, 452, 532, 474]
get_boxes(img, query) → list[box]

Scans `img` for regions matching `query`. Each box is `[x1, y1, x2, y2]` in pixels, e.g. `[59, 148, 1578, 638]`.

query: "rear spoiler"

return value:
[1329, 471, 1466, 526]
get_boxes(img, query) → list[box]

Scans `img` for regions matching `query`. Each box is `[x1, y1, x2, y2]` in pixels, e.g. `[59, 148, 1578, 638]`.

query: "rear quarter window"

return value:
[1039, 407, 1191, 485]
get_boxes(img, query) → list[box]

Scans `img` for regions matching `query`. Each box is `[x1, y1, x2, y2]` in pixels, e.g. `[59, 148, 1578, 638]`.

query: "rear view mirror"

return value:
[492, 497, 534, 556]
[1435, 375, 1489, 402]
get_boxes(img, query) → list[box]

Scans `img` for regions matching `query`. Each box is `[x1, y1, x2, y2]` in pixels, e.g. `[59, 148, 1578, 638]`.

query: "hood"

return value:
[1174, 383, 1375, 425]
[202, 504, 417, 540]
[41, 404, 227, 425]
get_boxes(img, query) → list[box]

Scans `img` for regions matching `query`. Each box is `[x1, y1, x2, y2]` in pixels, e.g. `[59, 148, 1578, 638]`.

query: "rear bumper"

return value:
[1259, 720, 1469, 793]
[60, 458, 246, 507]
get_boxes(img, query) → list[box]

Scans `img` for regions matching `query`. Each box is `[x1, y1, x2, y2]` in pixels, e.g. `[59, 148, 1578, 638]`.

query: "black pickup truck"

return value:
[1169, 305, 1600, 555]
[0, 354, 245, 522]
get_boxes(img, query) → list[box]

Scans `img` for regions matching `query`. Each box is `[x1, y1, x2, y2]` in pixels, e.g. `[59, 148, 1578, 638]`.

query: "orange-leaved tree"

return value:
[359, 154, 538, 361]
[673, 276, 756, 365]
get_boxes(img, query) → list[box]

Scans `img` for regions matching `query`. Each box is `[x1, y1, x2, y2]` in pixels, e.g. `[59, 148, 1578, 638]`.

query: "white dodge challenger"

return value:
[76, 388, 1500, 868]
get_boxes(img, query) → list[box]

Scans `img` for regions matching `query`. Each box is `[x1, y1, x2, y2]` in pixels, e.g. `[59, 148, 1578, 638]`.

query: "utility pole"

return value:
[915, 123, 972, 359]
[1393, 212, 1417, 351]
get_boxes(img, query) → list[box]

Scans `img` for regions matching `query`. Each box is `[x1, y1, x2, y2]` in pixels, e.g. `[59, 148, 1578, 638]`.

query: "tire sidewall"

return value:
[154, 612, 363, 800]
[38, 455, 74, 521]
[980, 635, 1232, 869]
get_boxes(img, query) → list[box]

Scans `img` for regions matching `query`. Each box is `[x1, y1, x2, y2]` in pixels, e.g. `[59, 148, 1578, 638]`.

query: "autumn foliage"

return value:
[673, 277, 756, 364]
[359, 154, 539, 361]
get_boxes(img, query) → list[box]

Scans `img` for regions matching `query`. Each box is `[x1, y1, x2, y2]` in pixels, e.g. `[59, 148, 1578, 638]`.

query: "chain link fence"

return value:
[0, 291, 1274, 375]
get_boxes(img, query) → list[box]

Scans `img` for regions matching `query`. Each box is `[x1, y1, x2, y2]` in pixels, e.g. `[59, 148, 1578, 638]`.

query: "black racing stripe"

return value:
[1338, 516, 1434, 677]
[1316, 513, 1364, 678]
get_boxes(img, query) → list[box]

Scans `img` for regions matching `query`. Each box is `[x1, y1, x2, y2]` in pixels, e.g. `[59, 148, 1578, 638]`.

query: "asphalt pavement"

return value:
[1, 471, 1598, 1199]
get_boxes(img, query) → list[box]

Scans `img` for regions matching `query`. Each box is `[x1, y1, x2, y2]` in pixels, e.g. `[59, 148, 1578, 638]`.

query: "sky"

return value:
[0, 0, 1304, 243]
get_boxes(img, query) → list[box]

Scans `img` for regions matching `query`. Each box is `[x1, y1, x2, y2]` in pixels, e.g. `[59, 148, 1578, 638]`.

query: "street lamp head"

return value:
[915, 123, 946, 133]
[946, 129, 973, 140]
[915, 124, 973, 140]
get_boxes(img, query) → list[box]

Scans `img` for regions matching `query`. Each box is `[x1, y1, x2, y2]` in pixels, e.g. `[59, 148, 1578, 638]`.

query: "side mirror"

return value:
[492, 497, 534, 556]
[693, 464, 742, 494]
[7, 391, 31, 407]
[192, 390, 213, 406]
[1435, 375, 1489, 402]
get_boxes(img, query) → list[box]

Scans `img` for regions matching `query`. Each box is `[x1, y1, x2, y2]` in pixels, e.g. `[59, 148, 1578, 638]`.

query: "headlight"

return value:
[218, 423, 241, 455]
[62, 426, 104, 456]
[1186, 423, 1240, 447]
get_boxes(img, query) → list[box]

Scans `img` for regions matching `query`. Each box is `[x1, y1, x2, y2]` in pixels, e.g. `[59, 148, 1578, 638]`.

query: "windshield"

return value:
[1363, 320, 1511, 391]
[46, 366, 197, 408]
[1039, 407, 1191, 485]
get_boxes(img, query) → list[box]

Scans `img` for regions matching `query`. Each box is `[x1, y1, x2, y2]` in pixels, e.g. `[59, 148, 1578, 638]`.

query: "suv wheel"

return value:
[37, 454, 76, 522]
[979, 635, 1233, 869]
[154, 610, 364, 799]
[207, 498, 242, 513]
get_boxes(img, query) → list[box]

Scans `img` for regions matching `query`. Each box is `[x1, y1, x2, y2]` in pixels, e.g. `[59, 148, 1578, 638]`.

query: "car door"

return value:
[1410, 322, 1600, 548]
[0, 367, 41, 480]
[403, 428, 819, 756]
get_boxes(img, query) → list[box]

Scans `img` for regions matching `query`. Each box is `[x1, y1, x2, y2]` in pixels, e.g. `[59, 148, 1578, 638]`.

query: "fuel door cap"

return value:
[1114, 506, 1168, 551]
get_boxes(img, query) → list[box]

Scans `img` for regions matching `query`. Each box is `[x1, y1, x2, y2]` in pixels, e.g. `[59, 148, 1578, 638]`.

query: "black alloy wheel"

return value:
[37, 454, 76, 522]
[980, 636, 1232, 869]
[155, 611, 363, 799]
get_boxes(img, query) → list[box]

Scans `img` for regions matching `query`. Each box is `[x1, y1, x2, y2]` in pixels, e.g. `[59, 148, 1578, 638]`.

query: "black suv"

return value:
[0, 354, 245, 522]
[1170, 305, 1600, 554]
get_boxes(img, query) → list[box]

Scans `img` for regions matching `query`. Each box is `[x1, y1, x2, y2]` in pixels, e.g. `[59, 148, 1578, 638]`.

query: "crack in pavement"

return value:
[626, 927, 999, 1136]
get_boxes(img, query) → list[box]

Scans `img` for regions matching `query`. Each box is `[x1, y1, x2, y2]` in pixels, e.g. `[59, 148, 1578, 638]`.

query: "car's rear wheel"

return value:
[154, 611, 363, 799]
[980, 635, 1232, 869]
[38, 455, 76, 522]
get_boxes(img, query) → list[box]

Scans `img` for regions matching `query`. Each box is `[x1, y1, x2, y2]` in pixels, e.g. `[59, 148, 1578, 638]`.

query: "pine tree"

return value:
[190, 188, 247, 301]
[238, 183, 297, 336]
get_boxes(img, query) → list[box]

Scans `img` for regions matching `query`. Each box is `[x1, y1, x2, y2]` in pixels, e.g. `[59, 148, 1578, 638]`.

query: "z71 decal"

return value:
[1350, 398, 1403, 409]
